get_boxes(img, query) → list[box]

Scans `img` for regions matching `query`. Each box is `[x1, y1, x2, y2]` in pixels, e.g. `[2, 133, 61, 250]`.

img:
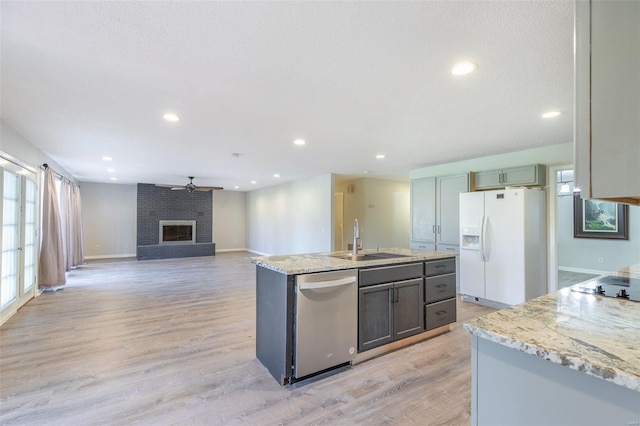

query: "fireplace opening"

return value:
[159, 220, 196, 244]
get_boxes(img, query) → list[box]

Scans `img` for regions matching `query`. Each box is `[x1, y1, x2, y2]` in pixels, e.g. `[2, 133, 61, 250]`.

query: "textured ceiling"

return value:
[1, 1, 574, 190]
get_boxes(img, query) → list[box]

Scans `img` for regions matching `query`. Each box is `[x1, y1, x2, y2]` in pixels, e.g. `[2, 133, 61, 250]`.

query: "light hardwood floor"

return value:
[0, 252, 494, 425]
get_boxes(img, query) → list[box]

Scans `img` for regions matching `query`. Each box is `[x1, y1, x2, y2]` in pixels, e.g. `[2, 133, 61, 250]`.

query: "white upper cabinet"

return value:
[410, 177, 436, 249]
[574, 0, 640, 205]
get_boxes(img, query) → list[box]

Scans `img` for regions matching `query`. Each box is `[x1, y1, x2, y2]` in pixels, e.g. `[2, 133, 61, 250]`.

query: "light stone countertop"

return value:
[464, 263, 640, 392]
[249, 247, 456, 275]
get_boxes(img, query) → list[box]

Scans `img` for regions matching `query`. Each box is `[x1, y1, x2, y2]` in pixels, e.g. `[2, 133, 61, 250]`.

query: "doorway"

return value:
[334, 192, 344, 251]
[1, 157, 38, 325]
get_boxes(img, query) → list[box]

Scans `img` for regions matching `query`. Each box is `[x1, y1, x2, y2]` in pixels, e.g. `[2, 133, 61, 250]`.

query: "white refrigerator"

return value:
[459, 188, 546, 307]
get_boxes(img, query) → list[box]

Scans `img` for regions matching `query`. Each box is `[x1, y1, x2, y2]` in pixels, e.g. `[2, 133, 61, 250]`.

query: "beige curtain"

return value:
[39, 168, 66, 288]
[61, 178, 72, 271]
[60, 178, 85, 271]
[71, 184, 85, 266]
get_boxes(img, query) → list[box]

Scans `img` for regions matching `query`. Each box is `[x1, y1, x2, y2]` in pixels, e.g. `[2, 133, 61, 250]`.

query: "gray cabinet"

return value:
[358, 283, 394, 352]
[472, 164, 546, 190]
[358, 263, 424, 352]
[574, 0, 640, 205]
[410, 174, 468, 251]
[424, 258, 457, 331]
[394, 278, 425, 340]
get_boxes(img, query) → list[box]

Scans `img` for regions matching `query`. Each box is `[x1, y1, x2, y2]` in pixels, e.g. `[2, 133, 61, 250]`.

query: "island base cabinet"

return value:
[358, 283, 394, 352]
[393, 278, 424, 340]
[471, 336, 640, 426]
[358, 278, 425, 352]
[425, 298, 456, 331]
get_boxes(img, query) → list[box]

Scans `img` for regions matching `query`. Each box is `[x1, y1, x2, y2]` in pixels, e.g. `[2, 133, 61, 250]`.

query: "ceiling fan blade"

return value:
[171, 187, 186, 191]
[155, 184, 178, 188]
[194, 186, 224, 191]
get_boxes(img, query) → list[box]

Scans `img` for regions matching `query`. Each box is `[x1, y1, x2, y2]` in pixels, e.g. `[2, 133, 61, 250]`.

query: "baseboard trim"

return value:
[216, 248, 249, 253]
[558, 266, 607, 276]
[245, 249, 272, 256]
[84, 254, 137, 260]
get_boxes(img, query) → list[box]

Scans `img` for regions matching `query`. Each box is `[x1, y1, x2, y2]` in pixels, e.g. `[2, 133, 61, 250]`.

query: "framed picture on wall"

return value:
[573, 194, 629, 240]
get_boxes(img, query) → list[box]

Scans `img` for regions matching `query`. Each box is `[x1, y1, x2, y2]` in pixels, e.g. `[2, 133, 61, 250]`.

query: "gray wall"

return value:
[81, 182, 137, 259]
[245, 174, 333, 255]
[557, 195, 640, 273]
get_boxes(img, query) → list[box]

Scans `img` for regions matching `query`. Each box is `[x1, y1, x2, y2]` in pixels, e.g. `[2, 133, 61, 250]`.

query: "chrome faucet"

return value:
[352, 219, 360, 255]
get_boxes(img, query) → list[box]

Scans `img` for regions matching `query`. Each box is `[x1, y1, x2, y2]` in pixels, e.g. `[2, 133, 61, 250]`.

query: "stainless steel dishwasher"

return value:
[294, 269, 358, 379]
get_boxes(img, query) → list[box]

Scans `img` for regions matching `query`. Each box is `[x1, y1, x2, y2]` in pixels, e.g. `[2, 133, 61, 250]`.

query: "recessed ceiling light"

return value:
[102, 156, 112, 161]
[251, 180, 257, 184]
[110, 177, 118, 181]
[234, 186, 240, 189]
[451, 61, 477, 76]
[273, 173, 280, 178]
[364, 171, 370, 174]
[294, 139, 306, 146]
[163, 113, 180, 122]
[542, 111, 562, 118]
[376, 154, 386, 159]
[107, 168, 115, 173]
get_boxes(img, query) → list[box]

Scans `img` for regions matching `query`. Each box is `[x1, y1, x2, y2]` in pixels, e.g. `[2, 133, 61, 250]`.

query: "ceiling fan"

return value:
[156, 176, 223, 193]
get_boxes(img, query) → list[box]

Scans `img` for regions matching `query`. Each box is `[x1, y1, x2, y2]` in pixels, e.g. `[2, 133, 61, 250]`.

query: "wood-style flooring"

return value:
[0, 252, 494, 425]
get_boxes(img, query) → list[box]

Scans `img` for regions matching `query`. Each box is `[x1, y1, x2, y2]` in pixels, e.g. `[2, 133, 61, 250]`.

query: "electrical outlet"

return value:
[597, 257, 603, 264]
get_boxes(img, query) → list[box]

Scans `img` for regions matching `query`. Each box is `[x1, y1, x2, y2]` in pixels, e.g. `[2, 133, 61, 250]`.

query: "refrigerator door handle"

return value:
[480, 215, 488, 262]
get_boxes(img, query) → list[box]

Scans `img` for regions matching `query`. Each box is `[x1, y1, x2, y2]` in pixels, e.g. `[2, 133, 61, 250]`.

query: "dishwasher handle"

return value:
[299, 276, 357, 290]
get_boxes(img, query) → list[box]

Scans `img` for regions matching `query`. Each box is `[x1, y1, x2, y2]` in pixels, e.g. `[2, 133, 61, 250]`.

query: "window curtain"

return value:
[60, 178, 85, 271]
[38, 168, 65, 288]
[71, 184, 85, 267]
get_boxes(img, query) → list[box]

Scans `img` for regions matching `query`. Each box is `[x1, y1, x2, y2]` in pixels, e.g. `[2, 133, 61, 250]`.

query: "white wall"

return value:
[81, 182, 137, 259]
[213, 190, 247, 251]
[557, 196, 640, 273]
[410, 143, 573, 179]
[246, 174, 333, 255]
[336, 178, 410, 250]
[1, 121, 74, 180]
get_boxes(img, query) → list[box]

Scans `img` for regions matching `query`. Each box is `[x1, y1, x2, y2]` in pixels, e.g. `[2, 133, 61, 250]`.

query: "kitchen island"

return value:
[250, 248, 458, 385]
[464, 264, 640, 426]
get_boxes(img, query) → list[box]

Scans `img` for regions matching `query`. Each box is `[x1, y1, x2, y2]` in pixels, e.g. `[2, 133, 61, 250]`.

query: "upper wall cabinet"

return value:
[472, 164, 546, 191]
[574, 0, 640, 206]
[410, 174, 469, 252]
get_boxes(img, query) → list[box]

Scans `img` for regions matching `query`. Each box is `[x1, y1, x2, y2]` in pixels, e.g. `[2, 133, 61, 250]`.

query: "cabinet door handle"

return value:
[436, 284, 447, 288]
[436, 310, 447, 316]
[502, 172, 507, 183]
[394, 288, 399, 303]
[437, 225, 441, 234]
[432, 225, 436, 234]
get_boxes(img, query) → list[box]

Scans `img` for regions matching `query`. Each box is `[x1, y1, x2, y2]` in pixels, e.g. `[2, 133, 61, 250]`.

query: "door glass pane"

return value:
[23, 179, 37, 292]
[2, 171, 20, 308]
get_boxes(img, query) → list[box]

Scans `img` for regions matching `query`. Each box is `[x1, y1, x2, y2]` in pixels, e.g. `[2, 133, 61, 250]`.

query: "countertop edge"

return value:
[463, 322, 640, 392]
[249, 249, 457, 275]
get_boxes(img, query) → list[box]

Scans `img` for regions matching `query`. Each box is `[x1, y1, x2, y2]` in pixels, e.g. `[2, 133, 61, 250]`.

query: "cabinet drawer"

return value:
[425, 259, 455, 277]
[425, 273, 456, 303]
[425, 298, 456, 331]
[359, 262, 423, 287]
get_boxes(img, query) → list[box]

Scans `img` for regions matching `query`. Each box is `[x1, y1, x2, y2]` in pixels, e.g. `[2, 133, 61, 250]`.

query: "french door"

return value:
[1, 158, 38, 325]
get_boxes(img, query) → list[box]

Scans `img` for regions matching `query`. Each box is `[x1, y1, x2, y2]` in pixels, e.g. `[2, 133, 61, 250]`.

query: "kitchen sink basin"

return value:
[330, 252, 411, 261]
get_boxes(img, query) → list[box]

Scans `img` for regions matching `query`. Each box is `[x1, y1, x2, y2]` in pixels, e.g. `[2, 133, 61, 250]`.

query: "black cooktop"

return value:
[571, 275, 640, 302]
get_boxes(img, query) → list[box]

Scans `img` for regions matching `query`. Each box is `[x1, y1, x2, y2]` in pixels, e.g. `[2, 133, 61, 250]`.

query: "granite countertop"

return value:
[249, 247, 456, 275]
[464, 263, 640, 392]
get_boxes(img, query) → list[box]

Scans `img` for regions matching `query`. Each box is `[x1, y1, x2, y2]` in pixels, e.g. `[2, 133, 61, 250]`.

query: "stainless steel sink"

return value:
[330, 252, 411, 261]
